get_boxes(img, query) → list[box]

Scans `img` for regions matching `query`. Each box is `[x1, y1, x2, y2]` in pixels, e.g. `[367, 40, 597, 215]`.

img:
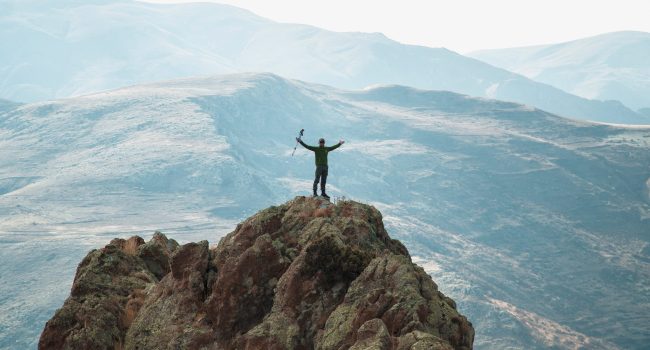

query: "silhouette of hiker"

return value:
[296, 137, 345, 199]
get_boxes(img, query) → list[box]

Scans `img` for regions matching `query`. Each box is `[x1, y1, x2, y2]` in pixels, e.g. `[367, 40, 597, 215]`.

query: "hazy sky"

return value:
[143, 0, 650, 53]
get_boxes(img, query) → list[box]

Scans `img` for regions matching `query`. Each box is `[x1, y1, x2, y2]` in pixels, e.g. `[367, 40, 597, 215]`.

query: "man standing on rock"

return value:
[296, 137, 345, 199]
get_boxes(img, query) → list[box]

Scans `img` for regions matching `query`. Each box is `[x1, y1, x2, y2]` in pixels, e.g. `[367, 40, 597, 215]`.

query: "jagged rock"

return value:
[349, 319, 392, 350]
[318, 254, 472, 349]
[38, 235, 173, 349]
[125, 240, 214, 349]
[138, 231, 179, 279]
[40, 196, 474, 349]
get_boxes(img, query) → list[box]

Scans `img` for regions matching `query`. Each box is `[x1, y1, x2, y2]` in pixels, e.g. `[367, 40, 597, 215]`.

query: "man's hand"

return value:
[339, 139, 345, 145]
[296, 137, 301, 142]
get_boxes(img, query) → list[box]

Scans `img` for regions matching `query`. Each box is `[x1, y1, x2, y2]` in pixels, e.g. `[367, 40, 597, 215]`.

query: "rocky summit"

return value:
[39, 197, 474, 349]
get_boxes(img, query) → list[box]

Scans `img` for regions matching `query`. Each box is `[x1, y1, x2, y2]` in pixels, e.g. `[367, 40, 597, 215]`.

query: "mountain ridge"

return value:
[0, 1, 646, 123]
[469, 31, 650, 111]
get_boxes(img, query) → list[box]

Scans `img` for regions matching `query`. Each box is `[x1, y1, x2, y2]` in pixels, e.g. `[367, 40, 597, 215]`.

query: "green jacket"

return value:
[299, 140, 341, 166]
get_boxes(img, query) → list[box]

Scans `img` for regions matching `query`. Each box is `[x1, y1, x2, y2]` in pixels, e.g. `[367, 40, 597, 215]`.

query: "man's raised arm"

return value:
[327, 140, 345, 151]
[297, 138, 317, 151]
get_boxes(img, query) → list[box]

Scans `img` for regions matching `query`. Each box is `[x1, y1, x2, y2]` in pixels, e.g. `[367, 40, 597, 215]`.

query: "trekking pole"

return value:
[291, 129, 304, 156]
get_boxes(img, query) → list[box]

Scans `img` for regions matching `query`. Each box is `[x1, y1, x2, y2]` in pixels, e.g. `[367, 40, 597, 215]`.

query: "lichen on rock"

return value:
[40, 196, 474, 349]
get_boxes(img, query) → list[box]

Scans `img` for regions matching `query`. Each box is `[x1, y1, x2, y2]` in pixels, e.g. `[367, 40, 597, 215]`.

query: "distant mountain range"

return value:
[0, 0, 646, 124]
[470, 31, 650, 112]
[1, 73, 649, 349]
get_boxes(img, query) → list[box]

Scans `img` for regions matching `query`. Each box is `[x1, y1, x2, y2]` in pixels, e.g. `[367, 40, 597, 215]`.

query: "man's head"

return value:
[319, 138, 325, 147]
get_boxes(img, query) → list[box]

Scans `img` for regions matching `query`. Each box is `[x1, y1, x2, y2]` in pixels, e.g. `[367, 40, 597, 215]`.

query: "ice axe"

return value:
[292, 128, 304, 156]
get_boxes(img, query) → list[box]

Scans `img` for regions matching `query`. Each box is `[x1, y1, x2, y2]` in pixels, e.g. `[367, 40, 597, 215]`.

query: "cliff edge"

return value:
[39, 196, 474, 349]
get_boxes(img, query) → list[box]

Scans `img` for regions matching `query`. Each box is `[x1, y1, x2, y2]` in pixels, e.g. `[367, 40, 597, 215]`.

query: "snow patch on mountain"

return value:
[487, 297, 621, 350]
[350, 139, 430, 160]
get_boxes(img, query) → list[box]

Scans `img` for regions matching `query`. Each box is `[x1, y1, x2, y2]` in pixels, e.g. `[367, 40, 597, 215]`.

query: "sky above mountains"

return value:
[143, 0, 650, 52]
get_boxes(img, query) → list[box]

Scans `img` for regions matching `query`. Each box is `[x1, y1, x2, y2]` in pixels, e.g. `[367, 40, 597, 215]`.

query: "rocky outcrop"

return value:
[40, 197, 474, 349]
[38, 232, 178, 349]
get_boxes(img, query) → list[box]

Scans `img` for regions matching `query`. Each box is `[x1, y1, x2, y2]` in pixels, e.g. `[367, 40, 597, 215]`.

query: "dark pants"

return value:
[313, 165, 328, 194]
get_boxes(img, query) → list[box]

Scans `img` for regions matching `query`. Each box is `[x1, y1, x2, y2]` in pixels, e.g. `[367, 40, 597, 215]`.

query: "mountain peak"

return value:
[588, 30, 650, 39]
[39, 196, 474, 349]
[469, 30, 650, 112]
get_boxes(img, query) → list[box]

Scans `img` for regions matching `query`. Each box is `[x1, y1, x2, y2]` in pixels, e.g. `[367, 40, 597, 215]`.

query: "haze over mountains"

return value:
[1, 0, 647, 124]
[2, 1, 650, 349]
[1, 73, 649, 349]
[470, 31, 650, 112]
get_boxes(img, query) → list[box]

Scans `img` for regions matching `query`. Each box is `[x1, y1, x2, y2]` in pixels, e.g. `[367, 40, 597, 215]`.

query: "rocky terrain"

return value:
[39, 196, 474, 349]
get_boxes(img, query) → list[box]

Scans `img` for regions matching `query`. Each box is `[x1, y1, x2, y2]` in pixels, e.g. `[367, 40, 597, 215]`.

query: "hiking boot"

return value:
[313, 191, 318, 197]
[321, 192, 330, 199]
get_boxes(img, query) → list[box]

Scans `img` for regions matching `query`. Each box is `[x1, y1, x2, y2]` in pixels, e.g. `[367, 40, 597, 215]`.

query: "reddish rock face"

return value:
[40, 197, 474, 350]
[38, 232, 176, 350]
